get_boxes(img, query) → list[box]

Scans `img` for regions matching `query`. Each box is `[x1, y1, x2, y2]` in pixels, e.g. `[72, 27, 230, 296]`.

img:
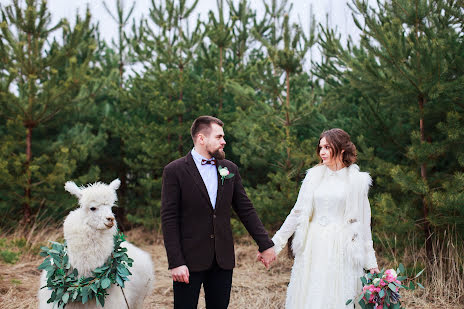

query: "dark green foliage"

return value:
[0, 0, 103, 226]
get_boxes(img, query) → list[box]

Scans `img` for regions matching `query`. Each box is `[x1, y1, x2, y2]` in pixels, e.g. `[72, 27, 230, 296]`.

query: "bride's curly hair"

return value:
[317, 128, 357, 167]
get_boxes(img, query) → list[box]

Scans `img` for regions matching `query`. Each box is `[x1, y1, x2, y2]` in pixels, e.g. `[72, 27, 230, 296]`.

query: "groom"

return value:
[161, 116, 276, 308]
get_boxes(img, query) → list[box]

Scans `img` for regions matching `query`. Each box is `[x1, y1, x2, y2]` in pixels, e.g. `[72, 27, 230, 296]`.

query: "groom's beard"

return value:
[210, 148, 225, 160]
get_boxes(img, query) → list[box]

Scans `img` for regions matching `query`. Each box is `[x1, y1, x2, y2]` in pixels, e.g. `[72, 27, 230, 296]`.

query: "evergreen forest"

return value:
[1, 0, 463, 268]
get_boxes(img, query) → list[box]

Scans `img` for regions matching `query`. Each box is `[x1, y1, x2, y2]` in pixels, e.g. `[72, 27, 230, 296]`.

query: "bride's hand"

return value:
[369, 268, 380, 274]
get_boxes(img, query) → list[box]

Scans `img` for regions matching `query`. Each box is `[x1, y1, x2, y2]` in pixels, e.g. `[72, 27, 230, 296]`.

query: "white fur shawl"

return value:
[272, 163, 376, 270]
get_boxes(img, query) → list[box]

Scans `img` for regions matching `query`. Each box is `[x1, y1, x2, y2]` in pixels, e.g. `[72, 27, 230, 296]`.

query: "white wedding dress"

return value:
[272, 167, 377, 309]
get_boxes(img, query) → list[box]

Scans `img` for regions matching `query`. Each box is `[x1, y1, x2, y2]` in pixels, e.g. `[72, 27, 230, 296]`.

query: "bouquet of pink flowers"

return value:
[346, 264, 424, 309]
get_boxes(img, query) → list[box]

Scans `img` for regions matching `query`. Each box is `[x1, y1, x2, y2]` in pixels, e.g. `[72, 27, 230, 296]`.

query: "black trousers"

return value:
[173, 258, 233, 309]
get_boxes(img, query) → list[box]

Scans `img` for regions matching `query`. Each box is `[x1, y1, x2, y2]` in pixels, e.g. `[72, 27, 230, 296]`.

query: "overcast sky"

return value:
[1, 0, 363, 69]
[0, 0, 360, 42]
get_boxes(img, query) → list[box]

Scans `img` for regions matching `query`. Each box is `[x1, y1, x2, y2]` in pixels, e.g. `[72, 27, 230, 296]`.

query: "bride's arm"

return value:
[271, 175, 309, 256]
[361, 192, 378, 270]
[271, 206, 302, 256]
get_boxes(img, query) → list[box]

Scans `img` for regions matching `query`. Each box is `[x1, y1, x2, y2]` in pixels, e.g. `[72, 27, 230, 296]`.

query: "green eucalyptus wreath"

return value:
[38, 232, 133, 308]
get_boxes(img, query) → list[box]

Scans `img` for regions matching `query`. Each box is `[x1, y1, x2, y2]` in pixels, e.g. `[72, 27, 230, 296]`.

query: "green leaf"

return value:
[346, 299, 352, 305]
[81, 286, 90, 304]
[72, 289, 78, 300]
[358, 299, 367, 309]
[117, 265, 130, 276]
[116, 274, 125, 287]
[414, 268, 425, 279]
[361, 276, 367, 285]
[417, 282, 425, 289]
[96, 293, 104, 307]
[388, 283, 397, 292]
[98, 293, 105, 307]
[90, 283, 98, 293]
[379, 289, 385, 298]
[365, 290, 371, 299]
[101, 278, 111, 289]
[399, 263, 405, 274]
[38, 258, 51, 270]
[62, 292, 69, 304]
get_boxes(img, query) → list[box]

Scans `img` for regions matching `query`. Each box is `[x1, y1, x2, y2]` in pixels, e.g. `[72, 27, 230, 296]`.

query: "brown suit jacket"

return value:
[161, 151, 274, 272]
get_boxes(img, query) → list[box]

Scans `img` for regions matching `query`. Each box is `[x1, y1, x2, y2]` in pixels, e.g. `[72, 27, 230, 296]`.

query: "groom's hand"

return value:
[259, 247, 276, 269]
[171, 265, 190, 284]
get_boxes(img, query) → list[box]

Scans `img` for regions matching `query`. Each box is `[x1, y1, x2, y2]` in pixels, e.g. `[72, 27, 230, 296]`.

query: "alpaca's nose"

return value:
[106, 217, 114, 223]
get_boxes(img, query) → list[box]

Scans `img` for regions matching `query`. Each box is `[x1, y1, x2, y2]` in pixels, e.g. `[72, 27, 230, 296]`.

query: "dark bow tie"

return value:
[201, 158, 217, 165]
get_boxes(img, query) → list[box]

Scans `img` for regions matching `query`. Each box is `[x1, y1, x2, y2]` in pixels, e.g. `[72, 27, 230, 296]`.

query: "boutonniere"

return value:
[218, 165, 234, 185]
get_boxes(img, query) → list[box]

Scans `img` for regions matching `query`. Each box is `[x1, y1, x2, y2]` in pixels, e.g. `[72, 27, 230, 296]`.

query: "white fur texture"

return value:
[38, 179, 154, 309]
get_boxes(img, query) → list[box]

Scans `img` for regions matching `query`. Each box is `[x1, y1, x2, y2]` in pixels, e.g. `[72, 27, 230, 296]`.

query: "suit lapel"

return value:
[215, 160, 224, 209]
[184, 152, 214, 212]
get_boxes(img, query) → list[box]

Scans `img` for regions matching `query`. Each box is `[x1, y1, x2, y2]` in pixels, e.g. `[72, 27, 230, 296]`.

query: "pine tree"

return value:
[228, 0, 322, 226]
[102, 0, 136, 87]
[99, 0, 138, 230]
[0, 0, 99, 224]
[206, 0, 233, 110]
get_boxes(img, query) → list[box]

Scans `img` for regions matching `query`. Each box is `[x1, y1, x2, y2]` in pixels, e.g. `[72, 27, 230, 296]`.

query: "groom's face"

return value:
[204, 123, 226, 160]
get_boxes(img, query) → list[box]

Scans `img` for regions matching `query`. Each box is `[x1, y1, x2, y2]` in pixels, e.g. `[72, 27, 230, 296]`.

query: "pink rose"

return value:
[385, 269, 397, 282]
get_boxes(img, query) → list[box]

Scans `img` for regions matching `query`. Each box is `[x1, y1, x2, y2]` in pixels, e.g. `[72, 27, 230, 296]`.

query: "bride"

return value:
[261, 128, 379, 308]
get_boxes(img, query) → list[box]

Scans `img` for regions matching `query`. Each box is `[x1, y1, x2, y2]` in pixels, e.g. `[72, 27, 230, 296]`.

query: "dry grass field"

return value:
[0, 227, 462, 309]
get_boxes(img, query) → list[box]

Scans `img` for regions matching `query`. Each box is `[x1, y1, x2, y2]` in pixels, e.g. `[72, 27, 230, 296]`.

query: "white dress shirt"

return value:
[191, 148, 218, 209]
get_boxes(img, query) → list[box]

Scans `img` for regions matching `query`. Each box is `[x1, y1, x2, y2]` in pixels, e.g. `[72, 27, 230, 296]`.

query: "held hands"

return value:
[171, 265, 190, 284]
[256, 247, 276, 269]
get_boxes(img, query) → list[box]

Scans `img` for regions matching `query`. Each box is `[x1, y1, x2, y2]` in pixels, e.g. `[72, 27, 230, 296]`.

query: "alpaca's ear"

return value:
[109, 179, 121, 191]
[64, 181, 82, 198]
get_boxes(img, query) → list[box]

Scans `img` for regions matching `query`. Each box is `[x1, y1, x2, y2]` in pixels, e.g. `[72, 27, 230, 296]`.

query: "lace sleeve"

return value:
[362, 193, 378, 270]
[271, 175, 310, 256]
[271, 207, 302, 256]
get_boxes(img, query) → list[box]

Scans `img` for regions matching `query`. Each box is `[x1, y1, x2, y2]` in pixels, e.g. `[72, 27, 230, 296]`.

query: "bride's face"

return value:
[319, 137, 333, 165]
[319, 137, 344, 168]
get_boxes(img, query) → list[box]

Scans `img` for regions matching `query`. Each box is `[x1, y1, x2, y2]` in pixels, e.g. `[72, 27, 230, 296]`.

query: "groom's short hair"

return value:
[191, 116, 224, 141]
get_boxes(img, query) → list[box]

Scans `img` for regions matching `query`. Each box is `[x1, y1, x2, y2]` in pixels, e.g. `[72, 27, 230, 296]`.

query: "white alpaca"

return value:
[38, 179, 154, 309]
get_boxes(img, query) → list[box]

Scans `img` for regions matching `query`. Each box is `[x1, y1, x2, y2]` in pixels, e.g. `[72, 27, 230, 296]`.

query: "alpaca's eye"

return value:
[90, 207, 96, 211]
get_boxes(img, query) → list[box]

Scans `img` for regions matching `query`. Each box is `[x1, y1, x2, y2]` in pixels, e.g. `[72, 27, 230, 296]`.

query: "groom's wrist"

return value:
[258, 240, 274, 253]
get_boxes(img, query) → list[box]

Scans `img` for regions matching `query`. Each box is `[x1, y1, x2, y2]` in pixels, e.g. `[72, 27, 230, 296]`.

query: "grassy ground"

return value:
[0, 228, 461, 308]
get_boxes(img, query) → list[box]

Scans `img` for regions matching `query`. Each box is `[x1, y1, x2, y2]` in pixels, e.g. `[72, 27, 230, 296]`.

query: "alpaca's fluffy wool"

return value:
[38, 179, 154, 309]
[63, 209, 117, 277]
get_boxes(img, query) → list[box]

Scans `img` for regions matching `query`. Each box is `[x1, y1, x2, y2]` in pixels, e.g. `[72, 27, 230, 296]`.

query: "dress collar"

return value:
[326, 166, 347, 176]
